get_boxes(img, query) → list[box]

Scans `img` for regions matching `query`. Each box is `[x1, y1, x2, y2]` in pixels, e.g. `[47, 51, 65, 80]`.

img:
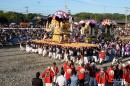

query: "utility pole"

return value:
[65, 0, 68, 13]
[103, 6, 106, 19]
[104, 6, 106, 14]
[125, 7, 129, 29]
[124, 7, 130, 29]
[95, 14, 96, 21]
[68, 10, 71, 15]
[25, 6, 28, 21]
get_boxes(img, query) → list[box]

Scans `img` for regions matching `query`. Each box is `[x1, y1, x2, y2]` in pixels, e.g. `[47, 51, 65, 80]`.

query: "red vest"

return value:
[96, 71, 108, 84]
[65, 66, 72, 80]
[125, 70, 130, 83]
[63, 62, 67, 71]
[98, 52, 106, 59]
[77, 66, 85, 80]
[51, 65, 59, 75]
[106, 68, 114, 82]
[42, 69, 54, 83]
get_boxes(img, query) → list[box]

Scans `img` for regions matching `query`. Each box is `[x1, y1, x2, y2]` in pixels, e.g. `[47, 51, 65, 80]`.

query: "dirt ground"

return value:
[0, 45, 130, 86]
[0, 46, 63, 86]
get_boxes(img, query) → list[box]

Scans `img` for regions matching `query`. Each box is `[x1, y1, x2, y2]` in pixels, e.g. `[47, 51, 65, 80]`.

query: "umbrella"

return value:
[102, 19, 111, 26]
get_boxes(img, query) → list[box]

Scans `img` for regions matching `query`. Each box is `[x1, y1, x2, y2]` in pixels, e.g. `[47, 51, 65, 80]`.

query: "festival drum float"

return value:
[32, 10, 97, 48]
[46, 10, 70, 43]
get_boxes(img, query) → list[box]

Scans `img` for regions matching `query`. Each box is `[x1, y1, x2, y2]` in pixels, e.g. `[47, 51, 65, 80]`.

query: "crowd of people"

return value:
[0, 29, 47, 45]
[116, 27, 130, 37]
[0, 25, 130, 45]
[0, 26, 130, 86]
[26, 38, 130, 65]
[25, 38, 130, 86]
[32, 61, 130, 86]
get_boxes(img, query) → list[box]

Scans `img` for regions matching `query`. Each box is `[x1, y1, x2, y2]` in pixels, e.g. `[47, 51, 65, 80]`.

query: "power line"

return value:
[1, 0, 130, 15]
[71, 0, 126, 9]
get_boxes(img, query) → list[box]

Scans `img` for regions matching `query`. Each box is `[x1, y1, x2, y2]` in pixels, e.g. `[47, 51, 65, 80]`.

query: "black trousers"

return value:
[79, 79, 84, 86]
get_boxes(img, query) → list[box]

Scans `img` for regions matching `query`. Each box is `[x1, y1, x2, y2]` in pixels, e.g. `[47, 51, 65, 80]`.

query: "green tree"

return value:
[0, 16, 8, 24]
[72, 12, 127, 22]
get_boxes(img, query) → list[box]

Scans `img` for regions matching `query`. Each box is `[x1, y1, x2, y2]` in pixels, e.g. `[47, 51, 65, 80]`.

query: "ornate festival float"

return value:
[32, 10, 98, 48]
[78, 19, 117, 42]
[100, 19, 117, 41]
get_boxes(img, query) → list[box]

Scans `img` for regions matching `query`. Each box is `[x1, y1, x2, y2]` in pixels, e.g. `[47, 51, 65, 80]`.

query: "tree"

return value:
[72, 12, 127, 22]
[0, 16, 8, 24]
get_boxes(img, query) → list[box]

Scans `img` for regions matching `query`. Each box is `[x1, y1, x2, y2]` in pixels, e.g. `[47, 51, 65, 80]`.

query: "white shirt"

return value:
[56, 75, 66, 86]
[80, 27, 84, 35]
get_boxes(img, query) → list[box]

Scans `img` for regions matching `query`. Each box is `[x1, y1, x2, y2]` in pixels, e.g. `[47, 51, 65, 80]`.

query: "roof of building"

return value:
[114, 20, 130, 24]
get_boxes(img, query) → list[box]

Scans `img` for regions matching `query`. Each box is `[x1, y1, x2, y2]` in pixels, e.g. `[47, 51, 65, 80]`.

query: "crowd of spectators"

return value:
[115, 27, 130, 37]
[0, 29, 46, 45]
[32, 61, 130, 86]
[0, 26, 130, 86]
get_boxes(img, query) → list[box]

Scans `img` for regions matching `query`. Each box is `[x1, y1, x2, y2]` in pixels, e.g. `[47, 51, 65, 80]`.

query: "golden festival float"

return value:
[32, 10, 98, 48]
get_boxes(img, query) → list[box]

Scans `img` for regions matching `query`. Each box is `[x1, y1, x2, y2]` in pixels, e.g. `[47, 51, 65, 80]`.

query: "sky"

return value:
[0, 0, 130, 15]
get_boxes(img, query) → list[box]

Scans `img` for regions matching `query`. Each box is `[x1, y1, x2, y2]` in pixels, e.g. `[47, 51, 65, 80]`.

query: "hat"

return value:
[122, 64, 126, 67]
